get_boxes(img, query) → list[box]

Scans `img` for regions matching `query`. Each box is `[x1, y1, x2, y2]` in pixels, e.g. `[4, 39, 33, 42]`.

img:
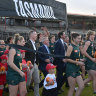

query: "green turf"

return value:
[28, 83, 93, 96]
[3, 82, 93, 96]
[3, 72, 94, 96]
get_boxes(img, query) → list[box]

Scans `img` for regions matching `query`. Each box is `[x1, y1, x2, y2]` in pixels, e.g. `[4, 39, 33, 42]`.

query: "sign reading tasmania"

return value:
[0, 0, 67, 20]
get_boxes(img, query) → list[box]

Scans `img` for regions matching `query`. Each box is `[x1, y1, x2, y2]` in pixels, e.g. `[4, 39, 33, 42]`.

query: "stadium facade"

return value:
[0, 0, 96, 40]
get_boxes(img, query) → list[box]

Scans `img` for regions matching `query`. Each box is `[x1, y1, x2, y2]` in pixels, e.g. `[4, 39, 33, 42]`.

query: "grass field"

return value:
[3, 73, 94, 96]
[3, 81, 93, 96]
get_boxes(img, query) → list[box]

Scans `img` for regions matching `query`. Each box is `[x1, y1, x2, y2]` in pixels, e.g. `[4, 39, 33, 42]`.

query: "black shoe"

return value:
[58, 88, 64, 94]
[29, 86, 34, 91]
[60, 88, 64, 92]
[58, 91, 62, 94]
[65, 84, 69, 88]
[4, 88, 9, 93]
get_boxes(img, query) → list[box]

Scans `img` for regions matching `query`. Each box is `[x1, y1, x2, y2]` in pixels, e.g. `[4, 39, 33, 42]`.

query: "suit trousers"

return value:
[27, 63, 40, 96]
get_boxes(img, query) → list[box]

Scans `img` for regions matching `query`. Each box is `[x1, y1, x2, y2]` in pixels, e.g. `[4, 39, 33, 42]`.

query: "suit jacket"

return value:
[38, 44, 50, 71]
[54, 39, 67, 66]
[25, 40, 38, 65]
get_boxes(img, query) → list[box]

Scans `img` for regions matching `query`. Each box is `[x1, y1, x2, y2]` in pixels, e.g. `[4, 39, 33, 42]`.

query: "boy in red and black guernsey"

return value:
[20, 50, 33, 82]
[42, 63, 58, 96]
[0, 55, 8, 96]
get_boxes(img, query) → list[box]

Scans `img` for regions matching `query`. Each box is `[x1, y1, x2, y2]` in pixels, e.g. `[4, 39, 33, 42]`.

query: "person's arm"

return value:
[45, 81, 54, 86]
[83, 41, 96, 62]
[38, 47, 50, 63]
[79, 45, 85, 62]
[8, 49, 25, 77]
[66, 45, 84, 66]
[79, 45, 83, 56]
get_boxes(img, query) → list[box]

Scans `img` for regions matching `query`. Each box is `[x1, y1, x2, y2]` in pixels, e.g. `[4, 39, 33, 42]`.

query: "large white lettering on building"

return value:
[13, 0, 57, 19]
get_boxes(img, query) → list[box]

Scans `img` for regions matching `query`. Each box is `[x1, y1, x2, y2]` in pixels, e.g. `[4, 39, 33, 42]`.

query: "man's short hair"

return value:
[29, 30, 36, 37]
[41, 37, 48, 43]
[58, 31, 65, 39]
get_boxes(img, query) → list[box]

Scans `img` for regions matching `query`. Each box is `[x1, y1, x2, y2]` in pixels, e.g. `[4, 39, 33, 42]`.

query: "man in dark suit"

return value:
[38, 37, 53, 88]
[25, 31, 40, 96]
[38, 37, 52, 77]
[54, 31, 67, 93]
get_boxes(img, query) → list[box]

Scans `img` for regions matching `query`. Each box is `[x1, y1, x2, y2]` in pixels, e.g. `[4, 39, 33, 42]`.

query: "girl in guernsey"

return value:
[7, 34, 27, 96]
[0, 55, 8, 96]
[66, 33, 84, 96]
[83, 30, 96, 96]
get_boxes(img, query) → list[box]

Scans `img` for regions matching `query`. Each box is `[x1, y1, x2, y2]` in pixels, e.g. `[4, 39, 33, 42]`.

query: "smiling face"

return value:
[0, 40, 5, 48]
[42, 37, 49, 46]
[71, 33, 81, 45]
[74, 36, 81, 44]
[51, 36, 55, 43]
[1, 59, 7, 63]
[89, 34, 95, 41]
[48, 68, 55, 74]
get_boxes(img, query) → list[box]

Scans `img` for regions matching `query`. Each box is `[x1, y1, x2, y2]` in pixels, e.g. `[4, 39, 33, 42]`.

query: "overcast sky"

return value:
[56, 0, 96, 15]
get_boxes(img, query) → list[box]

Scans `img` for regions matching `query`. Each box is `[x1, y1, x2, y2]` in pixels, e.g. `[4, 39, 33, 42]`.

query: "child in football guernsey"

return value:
[42, 63, 58, 96]
[0, 40, 6, 57]
[0, 55, 8, 96]
[20, 50, 33, 82]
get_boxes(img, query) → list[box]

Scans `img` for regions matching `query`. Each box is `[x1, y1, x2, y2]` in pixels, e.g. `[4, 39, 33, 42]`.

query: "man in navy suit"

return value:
[54, 31, 67, 92]
[38, 36, 53, 88]
[38, 36, 52, 77]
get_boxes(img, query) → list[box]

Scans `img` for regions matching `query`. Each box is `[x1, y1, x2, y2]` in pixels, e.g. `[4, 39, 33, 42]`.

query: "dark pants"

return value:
[42, 88, 58, 96]
[39, 70, 48, 88]
[56, 63, 66, 90]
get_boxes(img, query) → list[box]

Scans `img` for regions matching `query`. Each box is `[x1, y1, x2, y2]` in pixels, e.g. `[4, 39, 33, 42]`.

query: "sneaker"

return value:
[86, 83, 91, 87]
[75, 87, 78, 91]
[29, 86, 34, 91]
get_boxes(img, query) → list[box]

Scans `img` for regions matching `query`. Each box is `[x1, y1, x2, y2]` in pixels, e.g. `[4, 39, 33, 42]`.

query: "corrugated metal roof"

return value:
[68, 13, 96, 17]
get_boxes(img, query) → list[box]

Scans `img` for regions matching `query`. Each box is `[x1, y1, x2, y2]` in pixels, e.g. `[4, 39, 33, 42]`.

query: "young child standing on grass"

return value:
[42, 63, 58, 96]
[0, 55, 8, 96]
[20, 50, 33, 82]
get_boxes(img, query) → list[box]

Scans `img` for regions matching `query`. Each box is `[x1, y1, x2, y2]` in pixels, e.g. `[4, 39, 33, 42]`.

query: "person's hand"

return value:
[91, 58, 96, 63]
[27, 67, 30, 72]
[48, 80, 54, 85]
[77, 61, 85, 66]
[62, 59, 67, 62]
[29, 64, 33, 69]
[45, 59, 50, 63]
[80, 59, 85, 62]
[19, 71, 25, 77]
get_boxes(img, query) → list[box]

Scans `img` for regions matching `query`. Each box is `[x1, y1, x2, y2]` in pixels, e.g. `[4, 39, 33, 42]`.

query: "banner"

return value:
[0, 44, 70, 59]
[0, 0, 67, 20]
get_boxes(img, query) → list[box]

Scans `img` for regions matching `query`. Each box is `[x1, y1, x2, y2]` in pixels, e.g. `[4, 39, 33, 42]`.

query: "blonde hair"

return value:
[86, 30, 95, 40]
[13, 34, 24, 44]
[0, 40, 4, 44]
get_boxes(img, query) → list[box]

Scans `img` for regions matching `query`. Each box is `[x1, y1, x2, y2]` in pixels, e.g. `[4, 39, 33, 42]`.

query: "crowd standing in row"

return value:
[0, 28, 96, 96]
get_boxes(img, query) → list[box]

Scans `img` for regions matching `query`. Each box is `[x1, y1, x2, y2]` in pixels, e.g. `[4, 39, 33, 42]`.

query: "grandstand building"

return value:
[0, 0, 96, 41]
[68, 13, 96, 34]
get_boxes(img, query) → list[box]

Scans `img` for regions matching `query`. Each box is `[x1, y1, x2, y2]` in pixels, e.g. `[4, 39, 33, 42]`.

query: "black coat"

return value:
[25, 40, 38, 65]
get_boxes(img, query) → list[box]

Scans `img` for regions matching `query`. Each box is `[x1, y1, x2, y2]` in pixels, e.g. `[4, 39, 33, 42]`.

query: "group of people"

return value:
[0, 29, 96, 96]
